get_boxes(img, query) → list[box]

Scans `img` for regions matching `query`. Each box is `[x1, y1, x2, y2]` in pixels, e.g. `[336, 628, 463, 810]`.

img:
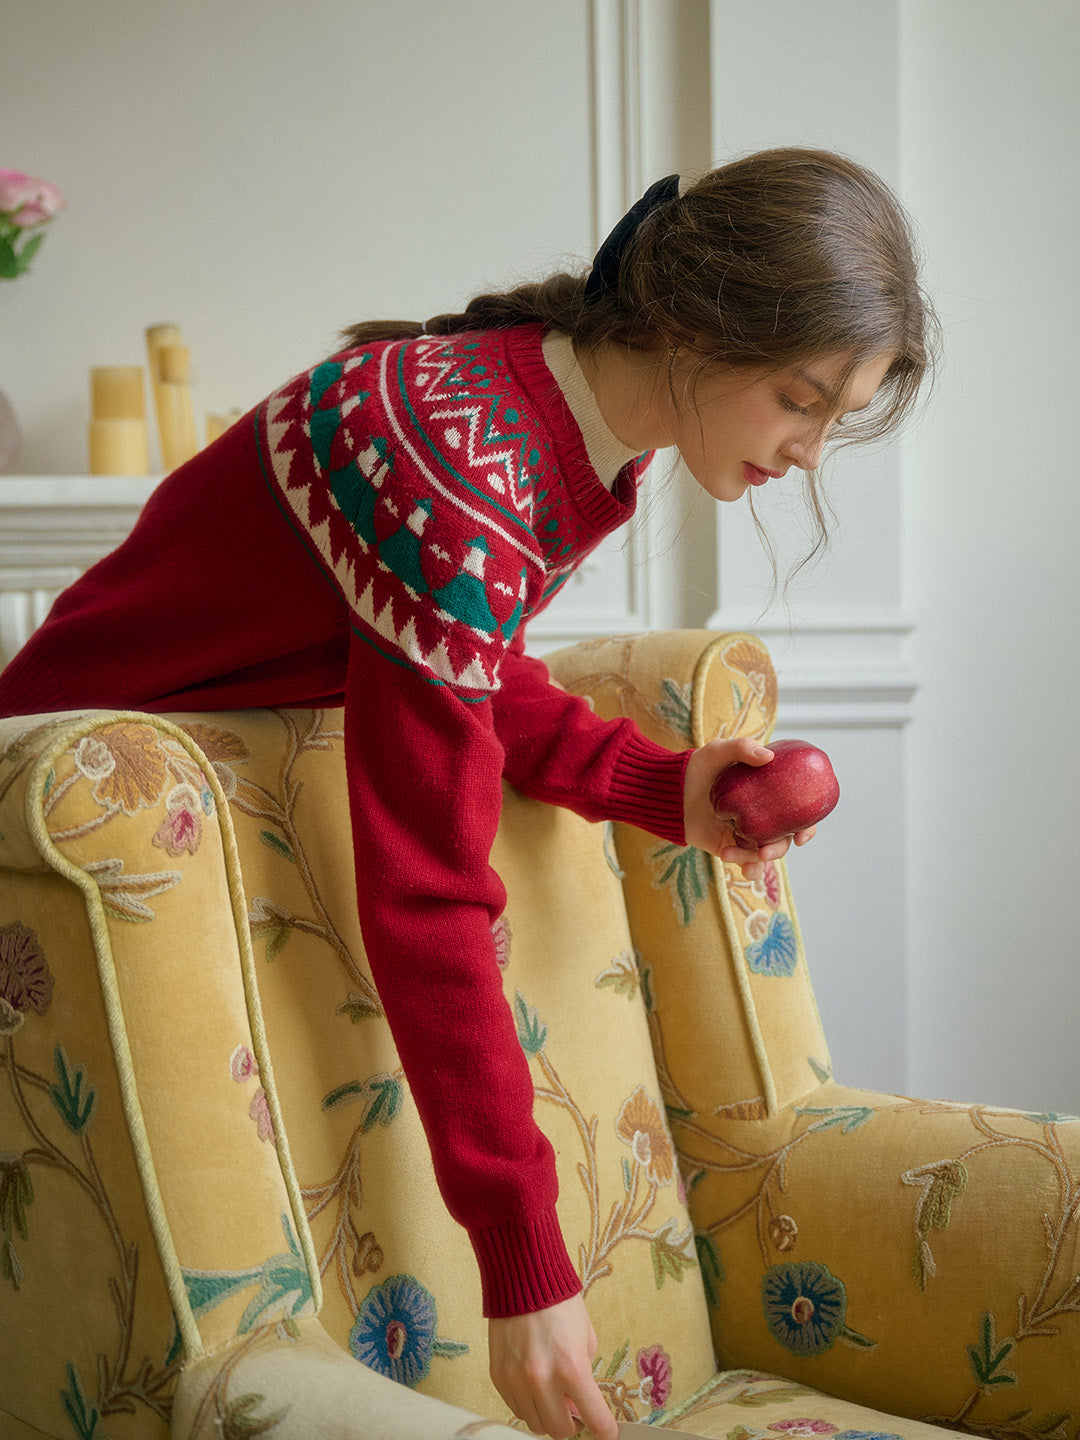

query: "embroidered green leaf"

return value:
[651, 1219, 697, 1288]
[794, 1105, 872, 1134]
[336, 991, 382, 1022]
[49, 1045, 96, 1134]
[222, 1391, 291, 1436]
[362, 1075, 404, 1131]
[0, 1156, 33, 1243]
[732, 1383, 815, 1408]
[249, 898, 294, 961]
[259, 829, 295, 863]
[596, 948, 638, 999]
[431, 1337, 471, 1359]
[60, 1363, 103, 1440]
[657, 678, 693, 740]
[321, 1073, 403, 1131]
[647, 842, 712, 926]
[967, 1312, 1019, 1390]
[604, 1339, 630, 1380]
[183, 1214, 314, 1337]
[902, 1158, 968, 1289]
[1022, 1112, 1078, 1125]
[695, 1231, 725, 1309]
[515, 991, 547, 1056]
[808, 1055, 831, 1083]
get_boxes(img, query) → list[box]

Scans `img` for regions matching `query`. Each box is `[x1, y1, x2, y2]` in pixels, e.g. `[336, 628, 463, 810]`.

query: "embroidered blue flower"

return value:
[834, 1432, 903, 1440]
[350, 1273, 467, 1387]
[746, 913, 798, 977]
[762, 1261, 847, 1356]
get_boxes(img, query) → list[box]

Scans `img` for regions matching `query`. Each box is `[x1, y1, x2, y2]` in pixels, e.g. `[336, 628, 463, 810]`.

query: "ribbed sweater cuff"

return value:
[605, 731, 692, 846]
[470, 1209, 583, 1318]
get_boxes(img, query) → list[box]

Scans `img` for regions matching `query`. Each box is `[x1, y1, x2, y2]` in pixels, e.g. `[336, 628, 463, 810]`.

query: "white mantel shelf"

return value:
[0, 474, 160, 664]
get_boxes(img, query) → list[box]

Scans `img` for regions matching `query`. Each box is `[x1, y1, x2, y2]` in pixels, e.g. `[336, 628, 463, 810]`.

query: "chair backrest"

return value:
[0, 630, 831, 1436]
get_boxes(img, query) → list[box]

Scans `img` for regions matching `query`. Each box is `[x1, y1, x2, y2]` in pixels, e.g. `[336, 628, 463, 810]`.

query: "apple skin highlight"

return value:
[709, 738, 840, 846]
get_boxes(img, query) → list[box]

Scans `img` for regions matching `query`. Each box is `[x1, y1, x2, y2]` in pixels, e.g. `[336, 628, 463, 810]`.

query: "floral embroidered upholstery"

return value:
[1, 632, 1077, 1439]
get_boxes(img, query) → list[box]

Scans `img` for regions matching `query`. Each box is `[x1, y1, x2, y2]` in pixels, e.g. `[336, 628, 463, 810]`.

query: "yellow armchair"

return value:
[0, 631, 1075, 1439]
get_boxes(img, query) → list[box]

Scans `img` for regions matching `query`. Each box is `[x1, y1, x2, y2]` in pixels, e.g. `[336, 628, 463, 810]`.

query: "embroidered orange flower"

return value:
[723, 640, 778, 720]
[616, 1086, 674, 1185]
[77, 723, 169, 815]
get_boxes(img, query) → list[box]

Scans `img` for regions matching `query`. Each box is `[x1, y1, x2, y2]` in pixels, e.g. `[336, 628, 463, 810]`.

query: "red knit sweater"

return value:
[0, 323, 692, 1316]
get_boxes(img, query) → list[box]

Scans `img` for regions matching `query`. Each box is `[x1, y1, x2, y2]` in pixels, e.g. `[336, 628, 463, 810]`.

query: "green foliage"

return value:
[967, 1312, 1018, 1390]
[647, 843, 712, 927]
[49, 1046, 96, 1134]
[514, 991, 547, 1056]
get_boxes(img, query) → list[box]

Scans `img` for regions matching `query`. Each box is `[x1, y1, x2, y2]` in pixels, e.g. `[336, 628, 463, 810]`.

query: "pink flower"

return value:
[230, 1043, 257, 1083]
[153, 804, 201, 856]
[769, 1422, 837, 1435]
[763, 862, 781, 906]
[249, 1086, 275, 1142]
[0, 169, 65, 227]
[636, 1345, 672, 1410]
[153, 783, 204, 857]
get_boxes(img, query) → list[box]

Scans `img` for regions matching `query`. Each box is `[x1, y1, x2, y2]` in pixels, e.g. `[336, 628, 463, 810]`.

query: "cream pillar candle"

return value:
[91, 365, 146, 421]
[88, 417, 150, 475]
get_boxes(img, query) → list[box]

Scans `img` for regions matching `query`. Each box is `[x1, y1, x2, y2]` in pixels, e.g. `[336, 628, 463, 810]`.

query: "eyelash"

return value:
[779, 394, 812, 417]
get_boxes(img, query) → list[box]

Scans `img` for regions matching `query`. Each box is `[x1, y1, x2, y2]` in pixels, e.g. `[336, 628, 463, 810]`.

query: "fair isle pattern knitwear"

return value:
[257, 324, 635, 699]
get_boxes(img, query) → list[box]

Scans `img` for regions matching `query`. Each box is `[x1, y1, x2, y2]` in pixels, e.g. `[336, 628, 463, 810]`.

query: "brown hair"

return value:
[341, 147, 937, 564]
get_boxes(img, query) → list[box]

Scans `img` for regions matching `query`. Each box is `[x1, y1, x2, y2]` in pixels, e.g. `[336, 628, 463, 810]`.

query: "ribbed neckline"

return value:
[500, 324, 647, 537]
[540, 330, 640, 490]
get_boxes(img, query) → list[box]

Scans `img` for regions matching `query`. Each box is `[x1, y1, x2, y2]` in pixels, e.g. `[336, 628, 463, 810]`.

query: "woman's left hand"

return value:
[683, 736, 817, 880]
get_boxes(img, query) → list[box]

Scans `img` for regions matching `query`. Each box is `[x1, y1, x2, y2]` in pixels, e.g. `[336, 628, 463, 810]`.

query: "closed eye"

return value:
[779, 394, 812, 417]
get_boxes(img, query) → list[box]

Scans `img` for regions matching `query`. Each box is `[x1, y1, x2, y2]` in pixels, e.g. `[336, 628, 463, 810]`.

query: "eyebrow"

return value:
[796, 368, 873, 414]
[796, 369, 836, 403]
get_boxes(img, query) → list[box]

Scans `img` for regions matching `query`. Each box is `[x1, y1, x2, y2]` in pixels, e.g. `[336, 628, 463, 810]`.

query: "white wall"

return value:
[708, 0, 911, 1093]
[901, 1, 1080, 1112]
[0, 1, 595, 474]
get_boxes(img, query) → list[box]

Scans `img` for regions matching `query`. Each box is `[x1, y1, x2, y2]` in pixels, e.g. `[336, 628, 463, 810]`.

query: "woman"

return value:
[0, 147, 936, 1440]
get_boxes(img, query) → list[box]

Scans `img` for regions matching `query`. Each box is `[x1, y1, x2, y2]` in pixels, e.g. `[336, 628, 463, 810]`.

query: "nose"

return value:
[782, 431, 826, 473]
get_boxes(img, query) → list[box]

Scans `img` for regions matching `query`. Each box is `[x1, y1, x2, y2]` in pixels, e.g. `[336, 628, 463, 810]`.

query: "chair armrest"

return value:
[173, 1315, 520, 1439]
[0, 710, 318, 1369]
[685, 1078, 1080, 1430]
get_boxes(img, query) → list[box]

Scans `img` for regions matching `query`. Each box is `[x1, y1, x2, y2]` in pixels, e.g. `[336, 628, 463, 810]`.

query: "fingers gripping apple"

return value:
[709, 739, 839, 845]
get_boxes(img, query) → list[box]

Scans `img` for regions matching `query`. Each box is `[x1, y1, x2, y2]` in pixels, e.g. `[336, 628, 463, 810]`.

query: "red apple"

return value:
[709, 739, 839, 846]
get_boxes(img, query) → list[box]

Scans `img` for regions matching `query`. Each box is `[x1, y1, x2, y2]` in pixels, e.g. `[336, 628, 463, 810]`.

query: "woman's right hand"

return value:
[488, 1293, 618, 1439]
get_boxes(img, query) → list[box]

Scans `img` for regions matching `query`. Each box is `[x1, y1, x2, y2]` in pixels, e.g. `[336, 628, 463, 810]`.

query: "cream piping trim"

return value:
[25, 711, 323, 1360]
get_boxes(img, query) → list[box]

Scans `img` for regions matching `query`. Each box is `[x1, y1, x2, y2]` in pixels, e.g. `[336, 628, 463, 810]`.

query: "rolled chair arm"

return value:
[685, 1078, 1080, 1429]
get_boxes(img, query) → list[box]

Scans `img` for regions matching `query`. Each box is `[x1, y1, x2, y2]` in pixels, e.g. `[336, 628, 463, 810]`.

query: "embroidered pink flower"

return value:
[769, 1422, 837, 1435]
[636, 1345, 672, 1410]
[153, 784, 203, 857]
[763, 862, 782, 906]
[249, 1087, 275, 1142]
[0, 922, 53, 1014]
[230, 1043, 257, 1083]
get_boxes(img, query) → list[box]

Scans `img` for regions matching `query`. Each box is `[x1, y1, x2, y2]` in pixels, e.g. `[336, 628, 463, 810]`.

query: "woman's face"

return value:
[661, 350, 896, 502]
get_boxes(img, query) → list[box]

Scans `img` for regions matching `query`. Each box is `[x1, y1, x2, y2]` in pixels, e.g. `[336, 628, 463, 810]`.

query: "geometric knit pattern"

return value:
[256, 324, 646, 699]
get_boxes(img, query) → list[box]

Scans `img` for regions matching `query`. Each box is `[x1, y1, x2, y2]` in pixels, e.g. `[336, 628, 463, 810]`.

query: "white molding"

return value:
[0, 475, 157, 663]
[531, 0, 657, 646]
[707, 606, 919, 729]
